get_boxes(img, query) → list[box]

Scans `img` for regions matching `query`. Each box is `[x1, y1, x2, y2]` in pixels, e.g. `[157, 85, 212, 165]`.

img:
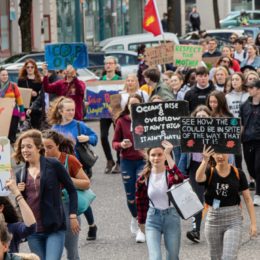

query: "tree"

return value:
[213, 0, 220, 29]
[18, 0, 32, 52]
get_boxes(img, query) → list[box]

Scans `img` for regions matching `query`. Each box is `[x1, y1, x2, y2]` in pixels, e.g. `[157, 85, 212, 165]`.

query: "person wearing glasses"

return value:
[202, 38, 221, 58]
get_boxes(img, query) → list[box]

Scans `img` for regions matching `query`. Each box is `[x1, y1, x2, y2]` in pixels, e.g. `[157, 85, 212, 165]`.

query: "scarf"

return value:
[0, 80, 10, 97]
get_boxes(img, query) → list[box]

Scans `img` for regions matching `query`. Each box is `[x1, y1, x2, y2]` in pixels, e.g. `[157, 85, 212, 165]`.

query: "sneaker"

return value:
[87, 225, 97, 240]
[186, 230, 200, 243]
[112, 163, 121, 174]
[130, 217, 139, 235]
[253, 195, 260, 206]
[104, 160, 115, 174]
[249, 181, 256, 191]
[136, 229, 146, 243]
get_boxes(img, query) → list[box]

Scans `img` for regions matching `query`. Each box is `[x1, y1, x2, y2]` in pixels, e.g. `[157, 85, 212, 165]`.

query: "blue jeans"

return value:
[63, 202, 81, 260]
[27, 230, 65, 260]
[145, 207, 181, 260]
[120, 158, 145, 217]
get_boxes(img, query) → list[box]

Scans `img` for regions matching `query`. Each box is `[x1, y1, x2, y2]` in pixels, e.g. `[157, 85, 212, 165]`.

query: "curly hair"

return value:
[18, 59, 42, 83]
[0, 197, 19, 223]
[47, 97, 75, 125]
[13, 129, 45, 163]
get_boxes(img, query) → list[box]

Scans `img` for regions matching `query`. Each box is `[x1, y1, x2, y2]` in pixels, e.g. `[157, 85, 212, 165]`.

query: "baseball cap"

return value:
[246, 80, 260, 89]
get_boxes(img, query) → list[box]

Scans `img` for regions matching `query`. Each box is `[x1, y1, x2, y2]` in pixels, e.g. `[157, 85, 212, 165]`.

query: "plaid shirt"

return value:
[136, 164, 185, 224]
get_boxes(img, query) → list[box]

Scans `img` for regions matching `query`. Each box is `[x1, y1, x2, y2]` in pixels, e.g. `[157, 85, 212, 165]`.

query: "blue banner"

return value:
[45, 43, 88, 70]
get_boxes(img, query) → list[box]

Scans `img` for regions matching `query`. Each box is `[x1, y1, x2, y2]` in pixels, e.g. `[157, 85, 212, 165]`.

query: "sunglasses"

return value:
[221, 60, 230, 63]
[26, 66, 34, 69]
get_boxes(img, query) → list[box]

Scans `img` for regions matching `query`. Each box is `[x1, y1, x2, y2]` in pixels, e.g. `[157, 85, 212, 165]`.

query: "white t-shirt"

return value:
[120, 90, 149, 110]
[148, 171, 170, 210]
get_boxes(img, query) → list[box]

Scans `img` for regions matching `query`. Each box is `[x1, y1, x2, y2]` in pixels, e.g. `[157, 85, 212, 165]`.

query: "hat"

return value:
[246, 80, 260, 88]
[241, 65, 257, 73]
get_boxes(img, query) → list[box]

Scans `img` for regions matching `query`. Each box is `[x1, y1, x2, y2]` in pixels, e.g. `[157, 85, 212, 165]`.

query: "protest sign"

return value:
[145, 43, 174, 67]
[45, 43, 88, 70]
[18, 87, 32, 108]
[180, 117, 241, 154]
[0, 98, 15, 137]
[173, 44, 203, 67]
[85, 80, 125, 119]
[131, 101, 189, 149]
[0, 137, 11, 196]
[202, 56, 219, 69]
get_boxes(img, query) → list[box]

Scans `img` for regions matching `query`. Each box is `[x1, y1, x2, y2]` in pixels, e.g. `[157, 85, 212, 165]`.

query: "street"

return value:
[19, 120, 260, 260]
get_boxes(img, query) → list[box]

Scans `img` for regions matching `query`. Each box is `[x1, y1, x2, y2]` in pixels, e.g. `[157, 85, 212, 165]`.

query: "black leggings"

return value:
[8, 116, 20, 144]
[243, 141, 260, 195]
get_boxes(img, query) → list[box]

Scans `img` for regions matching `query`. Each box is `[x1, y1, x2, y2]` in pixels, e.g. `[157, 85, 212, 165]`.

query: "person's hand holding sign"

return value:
[121, 139, 132, 149]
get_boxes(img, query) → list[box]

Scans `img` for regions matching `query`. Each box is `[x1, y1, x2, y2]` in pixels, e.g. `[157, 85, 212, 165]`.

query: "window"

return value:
[252, 13, 260, 20]
[106, 44, 124, 51]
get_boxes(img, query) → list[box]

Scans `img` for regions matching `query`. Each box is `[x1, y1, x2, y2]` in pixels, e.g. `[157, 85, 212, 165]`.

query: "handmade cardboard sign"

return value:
[180, 117, 241, 154]
[18, 87, 32, 108]
[145, 42, 174, 67]
[131, 101, 189, 149]
[0, 137, 11, 196]
[0, 98, 15, 137]
[85, 80, 125, 119]
[45, 43, 88, 70]
[202, 56, 219, 69]
[173, 44, 203, 67]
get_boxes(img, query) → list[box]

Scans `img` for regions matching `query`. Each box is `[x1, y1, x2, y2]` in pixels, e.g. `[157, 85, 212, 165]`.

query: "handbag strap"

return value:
[64, 154, 69, 171]
[76, 121, 81, 136]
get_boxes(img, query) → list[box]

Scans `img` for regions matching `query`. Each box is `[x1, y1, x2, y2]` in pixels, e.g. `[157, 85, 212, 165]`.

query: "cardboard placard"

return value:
[18, 87, 32, 109]
[173, 44, 203, 67]
[0, 98, 15, 137]
[0, 137, 11, 196]
[145, 42, 174, 67]
[45, 43, 89, 70]
[131, 101, 189, 149]
[180, 117, 241, 154]
[85, 80, 125, 119]
[202, 57, 219, 69]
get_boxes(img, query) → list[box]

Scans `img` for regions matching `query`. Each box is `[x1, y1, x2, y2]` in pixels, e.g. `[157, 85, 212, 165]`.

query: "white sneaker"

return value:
[253, 195, 260, 206]
[136, 229, 146, 243]
[130, 217, 139, 235]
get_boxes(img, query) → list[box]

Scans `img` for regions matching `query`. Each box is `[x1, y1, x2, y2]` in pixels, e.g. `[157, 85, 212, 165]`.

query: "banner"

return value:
[18, 87, 32, 109]
[0, 98, 15, 137]
[85, 80, 125, 119]
[0, 137, 11, 196]
[45, 43, 88, 70]
[145, 42, 174, 67]
[131, 101, 189, 149]
[180, 117, 241, 154]
[173, 44, 203, 67]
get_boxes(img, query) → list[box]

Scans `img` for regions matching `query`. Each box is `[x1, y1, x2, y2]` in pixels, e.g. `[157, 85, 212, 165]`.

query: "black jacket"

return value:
[184, 81, 215, 113]
[240, 97, 260, 142]
[16, 156, 78, 233]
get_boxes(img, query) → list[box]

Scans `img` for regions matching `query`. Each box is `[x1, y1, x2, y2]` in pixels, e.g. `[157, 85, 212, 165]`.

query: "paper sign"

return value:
[173, 44, 203, 67]
[180, 117, 241, 154]
[145, 42, 174, 66]
[131, 101, 189, 149]
[0, 98, 15, 137]
[0, 137, 11, 196]
[202, 57, 219, 69]
[85, 80, 125, 119]
[45, 43, 89, 70]
[18, 87, 32, 109]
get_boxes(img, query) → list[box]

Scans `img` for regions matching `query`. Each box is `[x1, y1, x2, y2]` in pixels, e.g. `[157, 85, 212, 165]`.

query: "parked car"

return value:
[99, 32, 179, 52]
[229, 26, 260, 40]
[220, 11, 260, 28]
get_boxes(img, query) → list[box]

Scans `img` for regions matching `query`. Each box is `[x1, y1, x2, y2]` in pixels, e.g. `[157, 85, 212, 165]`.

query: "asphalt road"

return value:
[19, 121, 260, 260]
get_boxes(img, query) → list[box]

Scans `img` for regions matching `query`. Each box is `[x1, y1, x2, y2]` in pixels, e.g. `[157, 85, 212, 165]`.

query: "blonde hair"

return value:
[213, 66, 229, 84]
[244, 70, 259, 83]
[47, 97, 75, 125]
[124, 74, 139, 92]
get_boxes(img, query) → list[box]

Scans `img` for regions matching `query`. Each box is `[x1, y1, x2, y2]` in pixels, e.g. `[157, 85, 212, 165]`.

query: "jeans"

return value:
[63, 202, 81, 260]
[120, 158, 145, 217]
[173, 146, 181, 166]
[83, 206, 94, 226]
[27, 230, 65, 260]
[145, 207, 181, 260]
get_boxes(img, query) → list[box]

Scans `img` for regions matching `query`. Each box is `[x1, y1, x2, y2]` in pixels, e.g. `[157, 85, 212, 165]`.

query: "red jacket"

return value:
[112, 115, 144, 160]
[43, 76, 86, 120]
[136, 165, 185, 224]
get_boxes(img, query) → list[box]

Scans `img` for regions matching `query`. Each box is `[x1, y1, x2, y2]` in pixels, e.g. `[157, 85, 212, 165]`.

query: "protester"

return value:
[170, 73, 185, 100]
[136, 140, 185, 259]
[42, 64, 86, 121]
[18, 59, 43, 129]
[233, 38, 247, 64]
[189, 6, 201, 32]
[100, 56, 121, 174]
[212, 66, 229, 92]
[0, 179, 36, 253]
[202, 38, 221, 58]
[0, 68, 25, 144]
[14, 129, 79, 260]
[196, 146, 257, 259]
[229, 33, 239, 44]
[161, 13, 168, 32]
[210, 56, 234, 78]
[47, 97, 98, 240]
[42, 129, 90, 259]
[244, 70, 259, 85]
[184, 66, 215, 113]
[255, 32, 260, 51]
[240, 80, 260, 206]
[221, 45, 240, 72]
[112, 94, 146, 243]
[162, 71, 174, 86]
[137, 44, 149, 87]
[240, 44, 260, 70]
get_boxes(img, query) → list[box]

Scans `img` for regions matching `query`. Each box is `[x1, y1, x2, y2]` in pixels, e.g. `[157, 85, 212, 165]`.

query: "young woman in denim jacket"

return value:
[136, 140, 185, 260]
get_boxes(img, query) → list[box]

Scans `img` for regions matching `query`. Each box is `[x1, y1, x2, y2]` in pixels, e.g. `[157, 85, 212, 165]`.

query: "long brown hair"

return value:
[18, 59, 42, 83]
[0, 197, 19, 223]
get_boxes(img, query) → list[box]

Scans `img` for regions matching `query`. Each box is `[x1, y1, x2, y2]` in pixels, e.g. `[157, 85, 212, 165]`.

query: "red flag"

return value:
[143, 0, 163, 36]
